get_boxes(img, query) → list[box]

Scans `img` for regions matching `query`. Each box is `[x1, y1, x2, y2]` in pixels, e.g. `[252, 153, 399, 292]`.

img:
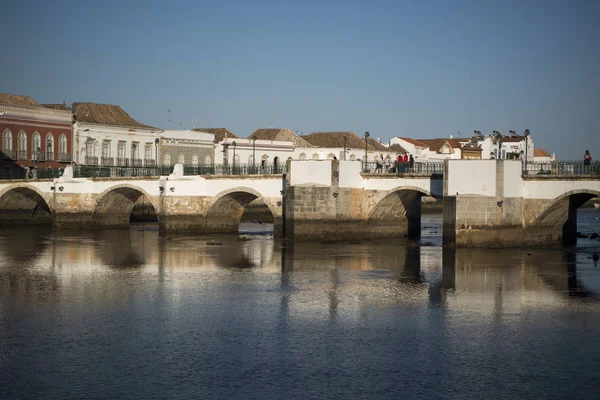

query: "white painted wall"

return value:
[503, 160, 524, 198]
[289, 160, 332, 186]
[446, 160, 497, 196]
[75, 122, 162, 166]
[215, 138, 295, 166]
[338, 161, 363, 188]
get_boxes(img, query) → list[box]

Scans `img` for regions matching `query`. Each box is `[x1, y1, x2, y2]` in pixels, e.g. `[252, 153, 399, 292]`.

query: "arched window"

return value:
[18, 131, 27, 159]
[178, 153, 185, 164]
[312, 153, 319, 160]
[32, 132, 41, 160]
[204, 155, 212, 165]
[59, 134, 67, 160]
[192, 155, 199, 165]
[45, 133, 54, 161]
[2, 129, 13, 151]
[327, 153, 335, 160]
[299, 153, 306, 160]
[248, 155, 254, 164]
[233, 154, 240, 164]
[349, 154, 356, 161]
[164, 153, 171, 166]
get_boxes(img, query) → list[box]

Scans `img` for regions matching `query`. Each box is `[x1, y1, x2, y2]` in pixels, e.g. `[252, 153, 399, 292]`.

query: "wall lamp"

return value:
[50, 186, 55, 190]
[159, 186, 165, 192]
[333, 192, 338, 198]
[169, 187, 175, 192]
[58, 186, 64, 192]
[497, 200, 503, 207]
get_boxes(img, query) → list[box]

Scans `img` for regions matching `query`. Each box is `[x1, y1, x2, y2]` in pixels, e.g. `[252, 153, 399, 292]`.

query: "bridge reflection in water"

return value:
[1, 224, 597, 314]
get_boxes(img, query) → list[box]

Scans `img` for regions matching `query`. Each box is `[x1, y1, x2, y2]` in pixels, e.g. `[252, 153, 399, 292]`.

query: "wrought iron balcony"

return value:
[101, 157, 114, 166]
[85, 156, 98, 165]
[46, 151, 55, 161]
[32, 151, 45, 162]
[59, 153, 71, 162]
[116, 157, 129, 166]
[17, 150, 27, 160]
[144, 159, 156, 167]
[131, 158, 143, 167]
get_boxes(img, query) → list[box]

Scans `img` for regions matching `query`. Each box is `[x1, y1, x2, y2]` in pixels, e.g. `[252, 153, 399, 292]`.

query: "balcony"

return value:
[32, 151, 45, 162]
[46, 152, 55, 161]
[144, 159, 156, 167]
[85, 156, 98, 165]
[101, 157, 114, 166]
[116, 158, 129, 166]
[0, 149, 17, 159]
[131, 158, 143, 166]
[59, 153, 71, 162]
[18, 150, 27, 160]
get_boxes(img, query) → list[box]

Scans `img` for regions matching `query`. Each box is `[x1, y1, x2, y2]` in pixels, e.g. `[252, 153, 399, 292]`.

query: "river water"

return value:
[1, 210, 600, 399]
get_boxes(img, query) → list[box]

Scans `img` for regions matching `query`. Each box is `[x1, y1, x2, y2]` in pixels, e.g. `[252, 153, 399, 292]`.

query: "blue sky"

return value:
[2, 0, 598, 159]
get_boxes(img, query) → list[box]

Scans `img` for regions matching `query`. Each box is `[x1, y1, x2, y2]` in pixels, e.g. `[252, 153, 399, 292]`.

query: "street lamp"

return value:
[231, 140, 237, 173]
[154, 138, 159, 166]
[47, 138, 52, 164]
[493, 130, 502, 159]
[364, 131, 370, 172]
[343, 136, 347, 161]
[251, 136, 256, 173]
[524, 129, 530, 172]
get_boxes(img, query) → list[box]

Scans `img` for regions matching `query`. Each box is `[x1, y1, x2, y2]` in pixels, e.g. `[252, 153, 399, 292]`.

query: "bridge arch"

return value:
[206, 187, 277, 233]
[0, 184, 52, 225]
[369, 186, 431, 238]
[94, 184, 159, 227]
[535, 189, 600, 246]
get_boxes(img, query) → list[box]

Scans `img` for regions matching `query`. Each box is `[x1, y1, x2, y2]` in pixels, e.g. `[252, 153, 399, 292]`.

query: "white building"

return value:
[216, 137, 295, 167]
[299, 131, 393, 162]
[73, 102, 162, 166]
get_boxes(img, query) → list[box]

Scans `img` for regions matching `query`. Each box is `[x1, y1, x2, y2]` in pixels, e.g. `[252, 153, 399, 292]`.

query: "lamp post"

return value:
[524, 129, 530, 173]
[154, 138, 159, 167]
[343, 136, 347, 161]
[364, 131, 370, 172]
[232, 140, 237, 174]
[493, 130, 502, 159]
[251, 136, 256, 173]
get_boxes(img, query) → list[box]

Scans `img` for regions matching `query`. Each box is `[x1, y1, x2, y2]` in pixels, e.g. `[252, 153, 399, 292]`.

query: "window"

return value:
[102, 140, 110, 158]
[164, 153, 171, 166]
[59, 134, 67, 155]
[32, 132, 41, 159]
[178, 153, 185, 164]
[2, 129, 12, 150]
[204, 155, 212, 164]
[192, 155, 199, 165]
[248, 155, 254, 164]
[117, 142, 125, 159]
[312, 153, 319, 160]
[46, 133, 54, 160]
[18, 131, 27, 159]
[299, 153, 306, 160]
[144, 143, 152, 160]
[86, 139, 95, 157]
[327, 153, 335, 160]
[131, 143, 139, 160]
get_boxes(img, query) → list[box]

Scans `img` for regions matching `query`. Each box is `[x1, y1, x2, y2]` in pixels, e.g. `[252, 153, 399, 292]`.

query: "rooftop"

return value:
[303, 131, 380, 150]
[0, 93, 42, 108]
[72, 102, 157, 129]
[249, 128, 314, 147]
[193, 128, 238, 143]
[534, 148, 551, 157]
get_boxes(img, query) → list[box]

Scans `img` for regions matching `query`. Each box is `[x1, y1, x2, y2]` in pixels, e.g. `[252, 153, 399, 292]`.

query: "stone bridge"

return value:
[0, 159, 598, 247]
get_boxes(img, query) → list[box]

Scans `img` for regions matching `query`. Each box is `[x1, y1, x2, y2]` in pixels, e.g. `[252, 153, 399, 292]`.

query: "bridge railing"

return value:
[523, 160, 600, 176]
[72, 165, 173, 178]
[362, 160, 445, 175]
[183, 163, 287, 176]
[0, 168, 63, 180]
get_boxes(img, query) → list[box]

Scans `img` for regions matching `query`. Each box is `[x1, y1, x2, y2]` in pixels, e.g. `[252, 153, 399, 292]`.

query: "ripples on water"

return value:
[1, 211, 599, 399]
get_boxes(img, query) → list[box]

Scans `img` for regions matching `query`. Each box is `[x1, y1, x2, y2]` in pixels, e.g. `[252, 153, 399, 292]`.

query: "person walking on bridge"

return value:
[584, 150, 592, 166]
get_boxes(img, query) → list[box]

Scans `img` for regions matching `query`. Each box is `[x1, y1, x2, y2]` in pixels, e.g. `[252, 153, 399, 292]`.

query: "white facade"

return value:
[293, 146, 392, 162]
[74, 122, 162, 166]
[389, 137, 428, 159]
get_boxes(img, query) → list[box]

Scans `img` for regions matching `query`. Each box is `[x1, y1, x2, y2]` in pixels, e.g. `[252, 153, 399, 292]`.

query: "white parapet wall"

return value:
[445, 160, 498, 196]
[289, 160, 332, 186]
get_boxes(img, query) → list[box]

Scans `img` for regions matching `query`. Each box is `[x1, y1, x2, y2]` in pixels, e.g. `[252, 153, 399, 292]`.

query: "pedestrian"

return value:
[490, 152, 495, 160]
[375, 155, 383, 173]
[409, 154, 414, 172]
[584, 150, 592, 166]
[384, 157, 391, 172]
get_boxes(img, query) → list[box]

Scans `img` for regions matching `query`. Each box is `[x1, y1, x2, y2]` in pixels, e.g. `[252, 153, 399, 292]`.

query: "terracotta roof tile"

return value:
[72, 102, 157, 129]
[193, 128, 238, 142]
[249, 128, 314, 147]
[0, 93, 42, 108]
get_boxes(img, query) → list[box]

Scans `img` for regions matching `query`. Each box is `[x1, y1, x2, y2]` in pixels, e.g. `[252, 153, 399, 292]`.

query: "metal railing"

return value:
[144, 159, 156, 167]
[101, 157, 114, 166]
[73, 165, 173, 178]
[183, 163, 286, 176]
[523, 161, 600, 176]
[59, 153, 71, 162]
[85, 156, 98, 165]
[362, 160, 445, 175]
[0, 167, 63, 180]
[17, 150, 27, 160]
[116, 157, 129, 166]
[32, 151, 45, 161]
[46, 151, 54, 161]
[131, 158, 143, 166]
